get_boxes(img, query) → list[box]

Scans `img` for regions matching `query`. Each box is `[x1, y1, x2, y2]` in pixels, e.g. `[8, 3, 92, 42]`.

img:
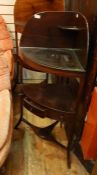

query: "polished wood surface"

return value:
[19, 12, 89, 122]
[14, 0, 65, 83]
[14, 0, 65, 33]
[69, 0, 97, 65]
[0, 93, 89, 175]
[20, 11, 89, 72]
[15, 11, 89, 168]
[70, 0, 97, 30]
[67, 1, 97, 132]
[22, 82, 78, 119]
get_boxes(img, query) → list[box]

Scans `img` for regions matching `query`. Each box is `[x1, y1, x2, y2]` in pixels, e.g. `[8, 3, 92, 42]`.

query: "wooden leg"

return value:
[19, 65, 23, 84]
[64, 119, 76, 168]
[67, 141, 72, 168]
[15, 94, 23, 129]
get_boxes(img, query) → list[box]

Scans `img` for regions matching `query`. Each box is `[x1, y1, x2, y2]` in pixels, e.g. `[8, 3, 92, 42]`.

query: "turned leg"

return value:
[64, 119, 76, 168]
[15, 94, 24, 129]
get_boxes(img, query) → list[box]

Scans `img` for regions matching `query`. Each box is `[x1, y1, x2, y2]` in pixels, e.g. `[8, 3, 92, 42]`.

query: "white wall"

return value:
[0, 0, 15, 49]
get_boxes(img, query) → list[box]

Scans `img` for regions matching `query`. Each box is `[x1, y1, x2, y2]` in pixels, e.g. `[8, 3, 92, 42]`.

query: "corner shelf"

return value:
[21, 47, 85, 72]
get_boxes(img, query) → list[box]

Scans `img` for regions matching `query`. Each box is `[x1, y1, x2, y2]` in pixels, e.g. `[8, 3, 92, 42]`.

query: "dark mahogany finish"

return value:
[68, 1, 97, 122]
[68, 0, 97, 32]
[68, 0, 97, 64]
[14, 0, 65, 83]
[16, 11, 89, 168]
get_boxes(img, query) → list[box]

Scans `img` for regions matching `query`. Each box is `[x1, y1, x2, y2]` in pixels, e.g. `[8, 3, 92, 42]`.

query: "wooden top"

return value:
[14, 0, 65, 33]
[19, 11, 89, 77]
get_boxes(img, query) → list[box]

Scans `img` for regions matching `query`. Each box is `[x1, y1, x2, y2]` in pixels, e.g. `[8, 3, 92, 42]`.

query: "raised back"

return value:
[14, 0, 65, 82]
[20, 11, 89, 69]
[14, 0, 65, 33]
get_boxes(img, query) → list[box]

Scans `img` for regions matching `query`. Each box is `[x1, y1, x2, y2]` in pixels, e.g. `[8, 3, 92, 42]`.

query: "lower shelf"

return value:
[22, 80, 79, 120]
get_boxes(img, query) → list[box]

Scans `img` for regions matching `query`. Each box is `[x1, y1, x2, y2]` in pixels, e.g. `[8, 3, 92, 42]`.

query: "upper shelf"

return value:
[57, 25, 86, 31]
